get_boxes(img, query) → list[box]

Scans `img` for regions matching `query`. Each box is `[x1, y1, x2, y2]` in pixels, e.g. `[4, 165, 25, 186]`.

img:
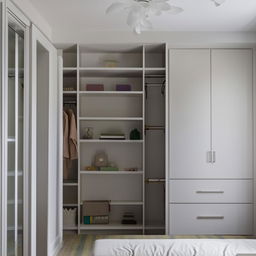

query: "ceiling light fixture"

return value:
[211, 0, 226, 7]
[106, 0, 226, 34]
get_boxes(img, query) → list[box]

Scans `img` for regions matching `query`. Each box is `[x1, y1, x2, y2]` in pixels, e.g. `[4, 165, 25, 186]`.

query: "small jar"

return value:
[84, 127, 93, 139]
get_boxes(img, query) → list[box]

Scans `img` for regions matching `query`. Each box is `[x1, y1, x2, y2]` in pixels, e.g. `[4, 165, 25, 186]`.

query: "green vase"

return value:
[130, 129, 141, 140]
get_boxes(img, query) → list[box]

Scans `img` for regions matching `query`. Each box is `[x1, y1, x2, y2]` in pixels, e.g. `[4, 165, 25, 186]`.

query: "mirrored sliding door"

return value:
[6, 15, 26, 256]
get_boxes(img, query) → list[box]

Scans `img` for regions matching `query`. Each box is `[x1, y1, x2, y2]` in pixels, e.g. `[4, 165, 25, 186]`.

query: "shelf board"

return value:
[79, 91, 143, 96]
[7, 137, 15, 142]
[80, 171, 143, 175]
[79, 117, 143, 121]
[145, 67, 166, 76]
[8, 171, 23, 177]
[80, 139, 143, 143]
[63, 67, 77, 71]
[79, 67, 143, 78]
[110, 200, 143, 206]
[63, 204, 78, 207]
[80, 223, 143, 230]
[7, 200, 23, 205]
[63, 183, 78, 186]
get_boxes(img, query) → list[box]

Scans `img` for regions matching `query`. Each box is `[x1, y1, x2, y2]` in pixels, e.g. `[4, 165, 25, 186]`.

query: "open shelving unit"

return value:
[60, 43, 167, 234]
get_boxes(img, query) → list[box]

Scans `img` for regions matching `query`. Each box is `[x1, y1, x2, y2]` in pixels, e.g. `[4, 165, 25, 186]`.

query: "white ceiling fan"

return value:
[106, 0, 226, 34]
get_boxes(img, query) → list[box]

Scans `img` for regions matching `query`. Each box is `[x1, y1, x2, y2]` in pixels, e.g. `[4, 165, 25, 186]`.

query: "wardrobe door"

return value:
[211, 50, 253, 179]
[169, 50, 211, 178]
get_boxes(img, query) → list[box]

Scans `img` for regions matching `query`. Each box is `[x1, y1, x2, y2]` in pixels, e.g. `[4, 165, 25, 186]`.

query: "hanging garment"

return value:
[66, 109, 78, 160]
[63, 110, 70, 180]
[63, 110, 69, 159]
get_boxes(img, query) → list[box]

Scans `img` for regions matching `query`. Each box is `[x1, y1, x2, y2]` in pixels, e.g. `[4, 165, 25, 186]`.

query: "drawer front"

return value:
[169, 204, 253, 235]
[169, 180, 252, 203]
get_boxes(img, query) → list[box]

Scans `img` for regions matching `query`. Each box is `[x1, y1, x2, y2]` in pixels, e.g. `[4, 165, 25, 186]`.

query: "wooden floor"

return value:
[57, 234, 252, 256]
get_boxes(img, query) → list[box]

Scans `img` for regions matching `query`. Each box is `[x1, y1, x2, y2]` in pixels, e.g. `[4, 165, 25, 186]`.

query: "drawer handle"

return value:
[197, 216, 224, 220]
[196, 190, 224, 194]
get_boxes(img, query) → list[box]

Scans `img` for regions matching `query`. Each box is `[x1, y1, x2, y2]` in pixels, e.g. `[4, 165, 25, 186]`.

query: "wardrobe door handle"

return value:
[207, 151, 212, 163]
[197, 216, 224, 220]
[196, 190, 224, 194]
[212, 151, 216, 163]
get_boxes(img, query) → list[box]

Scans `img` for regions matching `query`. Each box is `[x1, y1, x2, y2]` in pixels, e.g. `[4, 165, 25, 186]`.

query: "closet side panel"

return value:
[169, 50, 211, 179]
[211, 49, 253, 179]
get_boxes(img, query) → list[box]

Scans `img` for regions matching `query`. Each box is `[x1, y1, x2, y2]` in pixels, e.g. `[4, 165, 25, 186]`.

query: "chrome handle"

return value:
[207, 151, 212, 163]
[212, 151, 216, 163]
[197, 216, 224, 220]
[196, 190, 224, 194]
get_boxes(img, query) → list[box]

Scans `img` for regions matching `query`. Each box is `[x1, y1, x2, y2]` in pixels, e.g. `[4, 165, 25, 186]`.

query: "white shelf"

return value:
[80, 139, 143, 143]
[7, 137, 15, 142]
[63, 204, 78, 207]
[79, 67, 143, 77]
[78, 201, 142, 206]
[145, 67, 166, 76]
[79, 117, 143, 121]
[79, 91, 143, 95]
[110, 200, 143, 206]
[80, 171, 143, 175]
[63, 183, 78, 186]
[8, 171, 23, 176]
[80, 223, 143, 230]
[7, 200, 23, 205]
[78, 201, 142, 205]
[63, 67, 77, 71]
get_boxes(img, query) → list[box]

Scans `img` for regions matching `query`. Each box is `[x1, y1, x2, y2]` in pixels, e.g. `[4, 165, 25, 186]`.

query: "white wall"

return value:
[54, 31, 256, 48]
[11, 0, 52, 40]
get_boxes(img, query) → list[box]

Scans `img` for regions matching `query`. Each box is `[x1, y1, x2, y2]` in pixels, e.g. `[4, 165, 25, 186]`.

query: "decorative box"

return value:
[116, 84, 131, 91]
[63, 208, 77, 227]
[86, 84, 104, 91]
[83, 200, 110, 216]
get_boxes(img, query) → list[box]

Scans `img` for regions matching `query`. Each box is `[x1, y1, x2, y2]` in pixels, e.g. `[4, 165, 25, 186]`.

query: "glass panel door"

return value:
[6, 18, 25, 256]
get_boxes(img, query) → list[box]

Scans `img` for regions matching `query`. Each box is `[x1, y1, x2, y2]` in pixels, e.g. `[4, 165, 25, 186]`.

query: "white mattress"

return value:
[93, 239, 256, 256]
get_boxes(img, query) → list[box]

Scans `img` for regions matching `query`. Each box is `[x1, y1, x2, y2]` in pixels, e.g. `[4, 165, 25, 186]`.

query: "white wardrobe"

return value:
[169, 49, 253, 235]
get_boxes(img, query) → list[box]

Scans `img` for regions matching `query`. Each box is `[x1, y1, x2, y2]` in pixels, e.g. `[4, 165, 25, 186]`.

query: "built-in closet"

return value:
[169, 49, 253, 235]
[60, 43, 168, 234]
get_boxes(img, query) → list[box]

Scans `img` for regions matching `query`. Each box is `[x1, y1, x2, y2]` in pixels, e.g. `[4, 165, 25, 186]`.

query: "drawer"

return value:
[169, 180, 252, 203]
[169, 204, 253, 235]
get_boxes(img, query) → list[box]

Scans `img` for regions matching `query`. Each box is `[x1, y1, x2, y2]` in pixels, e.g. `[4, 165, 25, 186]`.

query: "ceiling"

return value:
[29, 0, 256, 32]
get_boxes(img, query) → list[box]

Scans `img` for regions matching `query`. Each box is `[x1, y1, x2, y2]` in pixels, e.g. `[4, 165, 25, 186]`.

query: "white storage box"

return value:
[63, 208, 77, 227]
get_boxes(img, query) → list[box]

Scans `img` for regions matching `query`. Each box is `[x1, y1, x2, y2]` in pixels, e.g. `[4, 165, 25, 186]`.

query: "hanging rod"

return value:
[146, 178, 165, 184]
[145, 125, 165, 131]
[145, 75, 165, 78]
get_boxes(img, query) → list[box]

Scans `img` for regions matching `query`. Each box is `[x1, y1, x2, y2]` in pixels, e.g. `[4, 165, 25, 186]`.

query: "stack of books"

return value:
[99, 133, 125, 140]
[121, 212, 137, 225]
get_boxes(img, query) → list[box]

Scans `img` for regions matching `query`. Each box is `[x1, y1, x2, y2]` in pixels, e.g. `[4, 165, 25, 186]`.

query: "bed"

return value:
[93, 239, 256, 256]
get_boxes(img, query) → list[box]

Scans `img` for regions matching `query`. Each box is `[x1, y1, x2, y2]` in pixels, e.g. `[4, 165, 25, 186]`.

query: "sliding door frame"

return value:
[30, 24, 58, 256]
[1, 1, 30, 255]
[0, 1, 5, 254]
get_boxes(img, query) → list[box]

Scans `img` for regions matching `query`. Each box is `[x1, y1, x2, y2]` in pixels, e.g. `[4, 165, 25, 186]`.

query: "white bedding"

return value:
[93, 239, 256, 256]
